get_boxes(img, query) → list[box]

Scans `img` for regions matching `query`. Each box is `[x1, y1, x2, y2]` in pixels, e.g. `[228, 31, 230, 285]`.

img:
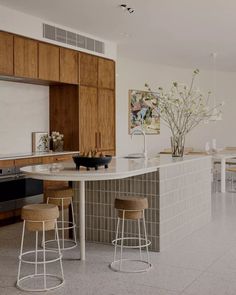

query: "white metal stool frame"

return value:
[110, 209, 152, 273]
[16, 219, 64, 292]
[45, 196, 77, 250]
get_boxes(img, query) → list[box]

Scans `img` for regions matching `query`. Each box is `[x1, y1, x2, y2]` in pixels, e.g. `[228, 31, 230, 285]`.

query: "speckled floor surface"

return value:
[1, 191, 236, 295]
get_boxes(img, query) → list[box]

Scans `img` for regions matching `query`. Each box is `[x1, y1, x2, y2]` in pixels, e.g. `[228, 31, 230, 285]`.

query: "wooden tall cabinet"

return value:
[0, 32, 13, 76]
[14, 36, 38, 79]
[79, 86, 98, 152]
[97, 89, 115, 151]
[38, 43, 60, 81]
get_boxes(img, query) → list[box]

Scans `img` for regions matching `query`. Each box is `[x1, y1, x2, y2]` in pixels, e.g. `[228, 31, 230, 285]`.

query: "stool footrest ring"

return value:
[109, 259, 152, 273]
[112, 237, 151, 249]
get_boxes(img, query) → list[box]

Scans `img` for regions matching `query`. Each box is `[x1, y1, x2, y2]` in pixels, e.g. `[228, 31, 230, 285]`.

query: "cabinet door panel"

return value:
[79, 52, 98, 87]
[38, 43, 59, 81]
[14, 36, 38, 78]
[79, 86, 98, 152]
[60, 48, 78, 84]
[50, 85, 79, 151]
[98, 89, 115, 151]
[98, 58, 115, 89]
[0, 32, 13, 75]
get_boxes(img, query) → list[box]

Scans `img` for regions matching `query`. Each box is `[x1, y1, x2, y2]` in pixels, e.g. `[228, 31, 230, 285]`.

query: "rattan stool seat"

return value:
[21, 204, 59, 231]
[44, 187, 74, 208]
[115, 197, 148, 220]
[44, 186, 77, 250]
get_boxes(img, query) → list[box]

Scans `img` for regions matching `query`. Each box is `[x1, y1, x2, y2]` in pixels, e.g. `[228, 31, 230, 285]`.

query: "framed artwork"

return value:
[32, 132, 49, 152]
[129, 89, 160, 134]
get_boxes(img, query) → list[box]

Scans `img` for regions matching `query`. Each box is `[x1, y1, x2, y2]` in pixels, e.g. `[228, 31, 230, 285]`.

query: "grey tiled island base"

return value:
[73, 157, 212, 251]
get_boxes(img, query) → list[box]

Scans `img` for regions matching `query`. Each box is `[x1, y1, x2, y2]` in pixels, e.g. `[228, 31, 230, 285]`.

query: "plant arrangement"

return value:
[50, 131, 64, 152]
[145, 69, 223, 157]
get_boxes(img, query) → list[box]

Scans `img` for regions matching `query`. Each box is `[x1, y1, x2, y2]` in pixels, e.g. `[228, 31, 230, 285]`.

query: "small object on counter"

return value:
[73, 155, 112, 170]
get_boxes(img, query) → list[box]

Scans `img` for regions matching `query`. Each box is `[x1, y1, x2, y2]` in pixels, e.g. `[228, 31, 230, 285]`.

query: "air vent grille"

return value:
[43, 23, 105, 54]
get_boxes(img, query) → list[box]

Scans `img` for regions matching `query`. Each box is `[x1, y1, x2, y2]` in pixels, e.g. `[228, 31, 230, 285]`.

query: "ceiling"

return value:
[1, 0, 236, 71]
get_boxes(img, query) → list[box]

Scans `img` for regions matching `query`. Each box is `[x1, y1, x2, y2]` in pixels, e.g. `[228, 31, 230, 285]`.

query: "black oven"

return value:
[0, 171, 43, 224]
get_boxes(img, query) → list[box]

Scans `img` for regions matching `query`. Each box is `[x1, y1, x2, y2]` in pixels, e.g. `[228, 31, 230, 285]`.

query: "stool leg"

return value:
[17, 220, 26, 284]
[55, 220, 64, 281]
[70, 197, 77, 244]
[120, 210, 125, 271]
[138, 218, 142, 260]
[42, 221, 47, 290]
[35, 231, 38, 275]
[142, 210, 150, 264]
[61, 199, 65, 249]
[114, 217, 120, 263]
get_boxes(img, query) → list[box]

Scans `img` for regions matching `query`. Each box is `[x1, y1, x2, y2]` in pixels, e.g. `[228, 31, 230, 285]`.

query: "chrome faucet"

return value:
[131, 128, 147, 158]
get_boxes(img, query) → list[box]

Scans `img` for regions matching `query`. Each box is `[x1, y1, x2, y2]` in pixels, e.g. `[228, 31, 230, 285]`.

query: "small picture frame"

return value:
[32, 132, 49, 153]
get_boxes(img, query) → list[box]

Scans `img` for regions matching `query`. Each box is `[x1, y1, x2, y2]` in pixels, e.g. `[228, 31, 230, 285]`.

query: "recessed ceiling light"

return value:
[120, 4, 135, 14]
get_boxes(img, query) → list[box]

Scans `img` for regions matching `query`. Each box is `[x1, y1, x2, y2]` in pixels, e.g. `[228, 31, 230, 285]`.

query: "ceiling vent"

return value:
[43, 23, 105, 54]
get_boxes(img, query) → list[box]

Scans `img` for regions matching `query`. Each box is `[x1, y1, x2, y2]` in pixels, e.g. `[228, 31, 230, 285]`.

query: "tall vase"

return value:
[171, 135, 185, 157]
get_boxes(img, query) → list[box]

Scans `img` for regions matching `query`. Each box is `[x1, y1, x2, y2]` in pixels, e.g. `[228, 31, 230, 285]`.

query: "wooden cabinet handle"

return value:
[99, 132, 101, 149]
[95, 132, 98, 148]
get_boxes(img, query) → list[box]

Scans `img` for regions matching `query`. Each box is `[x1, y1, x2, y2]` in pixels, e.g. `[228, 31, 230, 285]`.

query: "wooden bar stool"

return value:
[44, 187, 77, 250]
[110, 197, 152, 273]
[16, 204, 64, 292]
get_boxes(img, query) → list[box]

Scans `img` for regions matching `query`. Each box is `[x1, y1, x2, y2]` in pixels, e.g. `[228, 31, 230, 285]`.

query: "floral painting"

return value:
[32, 132, 49, 152]
[129, 89, 160, 134]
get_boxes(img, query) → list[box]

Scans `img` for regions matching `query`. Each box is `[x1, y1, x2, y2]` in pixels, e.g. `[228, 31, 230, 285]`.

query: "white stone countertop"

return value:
[0, 151, 79, 160]
[20, 154, 211, 182]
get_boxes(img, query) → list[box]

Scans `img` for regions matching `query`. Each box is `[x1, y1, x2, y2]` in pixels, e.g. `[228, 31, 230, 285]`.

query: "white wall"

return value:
[0, 4, 117, 60]
[116, 56, 236, 156]
[0, 81, 49, 154]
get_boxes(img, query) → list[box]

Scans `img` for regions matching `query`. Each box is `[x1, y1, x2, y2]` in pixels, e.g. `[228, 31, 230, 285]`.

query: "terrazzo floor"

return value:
[1, 191, 236, 295]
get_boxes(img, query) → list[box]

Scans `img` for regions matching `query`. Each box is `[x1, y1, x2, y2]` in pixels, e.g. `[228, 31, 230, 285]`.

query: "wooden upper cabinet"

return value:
[14, 36, 38, 79]
[98, 58, 115, 90]
[79, 52, 98, 87]
[0, 32, 13, 76]
[38, 42, 60, 81]
[79, 86, 98, 152]
[60, 48, 78, 84]
[98, 89, 115, 151]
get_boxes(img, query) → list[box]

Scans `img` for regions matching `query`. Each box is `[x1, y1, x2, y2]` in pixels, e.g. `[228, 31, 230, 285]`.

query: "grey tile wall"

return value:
[73, 157, 212, 252]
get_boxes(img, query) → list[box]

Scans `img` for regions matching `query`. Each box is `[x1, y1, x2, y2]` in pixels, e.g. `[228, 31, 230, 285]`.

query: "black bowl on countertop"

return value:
[73, 155, 112, 170]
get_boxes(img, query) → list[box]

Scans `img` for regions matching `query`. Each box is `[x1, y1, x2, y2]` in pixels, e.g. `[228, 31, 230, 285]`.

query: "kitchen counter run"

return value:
[20, 154, 211, 181]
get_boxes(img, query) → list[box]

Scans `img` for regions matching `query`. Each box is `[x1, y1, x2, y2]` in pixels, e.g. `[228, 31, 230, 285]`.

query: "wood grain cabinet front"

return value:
[14, 157, 42, 167]
[14, 36, 38, 79]
[97, 89, 115, 151]
[0, 31, 13, 76]
[60, 47, 78, 84]
[98, 57, 115, 90]
[79, 52, 98, 87]
[38, 42, 60, 82]
[79, 86, 98, 152]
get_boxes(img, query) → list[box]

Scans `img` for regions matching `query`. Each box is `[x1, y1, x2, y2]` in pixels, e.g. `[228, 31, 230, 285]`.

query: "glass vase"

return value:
[171, 135, 185, 157]
[53, 140, 64, 152]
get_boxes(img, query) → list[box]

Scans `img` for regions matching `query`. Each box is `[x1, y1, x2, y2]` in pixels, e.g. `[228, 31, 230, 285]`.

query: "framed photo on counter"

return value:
[32, 132, 49, 152]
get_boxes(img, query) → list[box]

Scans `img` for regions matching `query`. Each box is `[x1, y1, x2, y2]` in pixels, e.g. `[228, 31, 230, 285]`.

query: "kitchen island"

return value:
[21, 155, 212, 260]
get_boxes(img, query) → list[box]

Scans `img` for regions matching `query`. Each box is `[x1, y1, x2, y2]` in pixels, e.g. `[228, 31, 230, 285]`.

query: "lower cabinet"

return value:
[0, 153, 75, 225]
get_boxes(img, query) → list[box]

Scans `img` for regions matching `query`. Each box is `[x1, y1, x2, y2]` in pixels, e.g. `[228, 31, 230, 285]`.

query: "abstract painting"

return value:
[129, 89, 160, 134]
